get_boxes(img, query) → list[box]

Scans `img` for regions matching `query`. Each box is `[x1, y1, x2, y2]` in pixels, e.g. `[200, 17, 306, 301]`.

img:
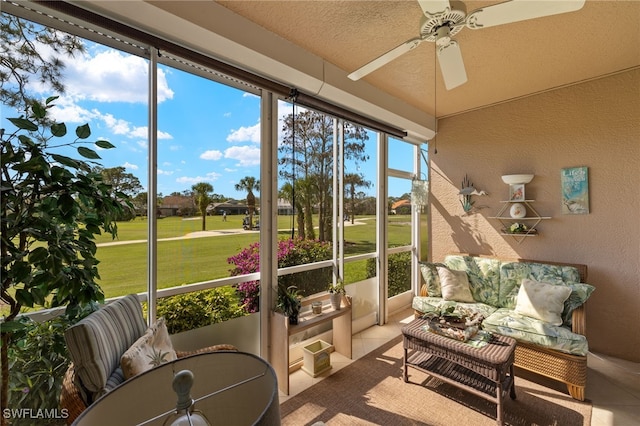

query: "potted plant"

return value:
[328, 280, 346, 310]
[508, 222, 533, 234]
[277, 285, 302, 324]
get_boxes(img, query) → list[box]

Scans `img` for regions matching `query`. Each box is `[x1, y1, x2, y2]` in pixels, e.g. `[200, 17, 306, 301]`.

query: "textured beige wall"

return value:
[428, 69, 640, 362]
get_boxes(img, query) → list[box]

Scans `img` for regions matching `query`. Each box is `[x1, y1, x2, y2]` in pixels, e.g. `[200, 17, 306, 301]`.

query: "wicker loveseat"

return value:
[413, 254, 594, 401]
[60, 294, 236, 424]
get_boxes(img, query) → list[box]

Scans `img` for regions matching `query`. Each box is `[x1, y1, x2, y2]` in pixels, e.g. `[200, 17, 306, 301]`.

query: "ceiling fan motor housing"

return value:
[420, 1, 466, 43]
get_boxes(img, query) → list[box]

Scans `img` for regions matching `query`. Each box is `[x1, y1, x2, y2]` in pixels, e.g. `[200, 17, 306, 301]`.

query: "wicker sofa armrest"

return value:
[60, 364, 87, 425]
[419, 283, 429, 297]
[571, 302, 587, 336]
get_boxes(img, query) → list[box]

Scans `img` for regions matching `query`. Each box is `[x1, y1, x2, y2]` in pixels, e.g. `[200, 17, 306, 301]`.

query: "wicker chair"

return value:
[59, 295, 236, 425]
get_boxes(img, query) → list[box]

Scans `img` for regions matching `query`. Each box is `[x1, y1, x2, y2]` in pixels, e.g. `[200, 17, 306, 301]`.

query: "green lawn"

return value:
[93, 214, 412, 298]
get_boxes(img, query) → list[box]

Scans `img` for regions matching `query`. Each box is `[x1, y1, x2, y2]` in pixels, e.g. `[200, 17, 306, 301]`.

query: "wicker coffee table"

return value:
[402, 318, 517, 425]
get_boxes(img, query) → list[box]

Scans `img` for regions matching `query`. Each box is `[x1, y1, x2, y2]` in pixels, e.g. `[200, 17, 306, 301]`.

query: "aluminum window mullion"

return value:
[412, 145, 422, 296]
[260, 90, 278, 359]
[377, 133, 388, 325]
[146, 48, 158, 325]
[338, 120, 345, 282]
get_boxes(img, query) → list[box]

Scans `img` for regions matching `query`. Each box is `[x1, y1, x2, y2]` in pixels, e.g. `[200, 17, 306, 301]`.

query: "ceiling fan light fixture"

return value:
[435, 25, 452, 47]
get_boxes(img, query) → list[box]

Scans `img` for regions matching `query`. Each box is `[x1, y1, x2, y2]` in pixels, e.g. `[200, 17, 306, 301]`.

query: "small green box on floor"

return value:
[302, 340, 333, 377]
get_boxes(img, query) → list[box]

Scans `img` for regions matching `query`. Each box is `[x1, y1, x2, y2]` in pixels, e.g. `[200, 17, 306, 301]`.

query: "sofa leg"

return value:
[567, 384, 585, 401]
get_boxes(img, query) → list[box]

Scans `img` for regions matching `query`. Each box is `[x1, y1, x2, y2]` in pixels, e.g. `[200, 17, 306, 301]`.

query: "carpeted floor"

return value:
[280, 336, 592, 426]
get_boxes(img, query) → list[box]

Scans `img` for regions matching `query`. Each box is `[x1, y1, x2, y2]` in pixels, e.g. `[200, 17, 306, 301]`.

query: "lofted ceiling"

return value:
[209, 0, 639, 119]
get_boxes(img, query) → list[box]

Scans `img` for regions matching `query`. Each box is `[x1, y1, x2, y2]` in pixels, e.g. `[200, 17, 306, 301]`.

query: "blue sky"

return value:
[2, 28, 419, 199]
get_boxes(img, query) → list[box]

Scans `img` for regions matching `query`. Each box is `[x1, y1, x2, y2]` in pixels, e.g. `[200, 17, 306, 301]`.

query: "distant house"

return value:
[208, 199, 249, 216]
[159, 195, 195, 217]
[390, 199, 411, 215]
[277, 198, 294, 215]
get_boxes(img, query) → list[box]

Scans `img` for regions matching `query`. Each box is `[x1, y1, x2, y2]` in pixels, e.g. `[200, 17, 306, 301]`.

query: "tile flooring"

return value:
[279, 308, 640, 426]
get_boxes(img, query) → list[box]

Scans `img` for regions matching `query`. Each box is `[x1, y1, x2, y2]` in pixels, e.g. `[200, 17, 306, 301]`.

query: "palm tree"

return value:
[344, 173, 371, 224]
[279, 182, 304, 239]
[235, 176, 260, 228]
[192, 182, 214, 231]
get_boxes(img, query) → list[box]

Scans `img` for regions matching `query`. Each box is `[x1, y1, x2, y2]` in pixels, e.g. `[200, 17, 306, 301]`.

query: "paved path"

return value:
[96, 218, 369, 247]
[96, 228, 255, 247]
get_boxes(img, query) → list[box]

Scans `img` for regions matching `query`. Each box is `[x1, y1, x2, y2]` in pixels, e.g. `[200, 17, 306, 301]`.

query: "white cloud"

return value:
[101, 112, 131, 135]
[128, 126, 172, 140]
[49, 98, 95, 123]
[200, 150, 223, 160]
[224, 168, 237, 172]
[224, 145, 260, 166]
[176, 172, 221, 185]
[123, 162, 139, 170]
[50, 102, 173, 143]
[62, 48, 174, 104]
[158, 169, 174, 176]
[227, 122, 260, 144]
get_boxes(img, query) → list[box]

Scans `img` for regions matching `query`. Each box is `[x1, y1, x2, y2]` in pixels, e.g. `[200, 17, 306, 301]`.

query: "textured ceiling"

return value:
[211, 0, 639, 118]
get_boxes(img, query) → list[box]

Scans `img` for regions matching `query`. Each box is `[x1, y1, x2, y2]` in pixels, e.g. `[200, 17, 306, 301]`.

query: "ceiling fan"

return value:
[348, 0, 586, 90]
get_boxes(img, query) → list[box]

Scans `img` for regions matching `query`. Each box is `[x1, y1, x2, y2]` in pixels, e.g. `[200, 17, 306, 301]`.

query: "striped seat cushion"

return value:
[64, 294, 147, 400]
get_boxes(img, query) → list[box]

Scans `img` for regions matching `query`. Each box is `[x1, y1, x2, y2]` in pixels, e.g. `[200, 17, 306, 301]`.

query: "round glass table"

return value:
[72, 351, 280, 426]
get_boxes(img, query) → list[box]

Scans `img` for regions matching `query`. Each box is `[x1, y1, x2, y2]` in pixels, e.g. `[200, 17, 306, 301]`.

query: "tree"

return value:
[235, 176, 260, 228]
[344, 173, 371, 224]
[0, 13, 85, 113]
[0, 97, 127, 419]
[192, 182, 214, 231]
[97, 166, 143, 197]
[96, 166, 142, 220]
[279, 179, 313, 239]
[279, 110, 369, 241]
[132, 192, 148, 216]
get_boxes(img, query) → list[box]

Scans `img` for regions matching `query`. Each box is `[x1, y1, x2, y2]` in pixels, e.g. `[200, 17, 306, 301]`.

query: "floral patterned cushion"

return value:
[498, 261, 581, 309]
[562, 281, 596, 327]
[444, 255, 501, 306]
[419, 262, 446, 297]
[482, 308, 589, 356]
[412, 296, 441, 313]
[411, 297, 498, 319]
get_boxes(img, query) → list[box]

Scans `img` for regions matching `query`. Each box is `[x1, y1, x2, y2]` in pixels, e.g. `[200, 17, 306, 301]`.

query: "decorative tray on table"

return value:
[421, 307, 484, 342]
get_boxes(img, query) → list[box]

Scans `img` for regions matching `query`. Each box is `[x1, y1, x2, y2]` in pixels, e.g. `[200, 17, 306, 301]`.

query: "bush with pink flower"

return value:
[228, 238, 332, 313]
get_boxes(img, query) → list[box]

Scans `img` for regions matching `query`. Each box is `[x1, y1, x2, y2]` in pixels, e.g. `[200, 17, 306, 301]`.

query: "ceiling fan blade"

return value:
[417, 0, 451, 16]
[348, 38, 423, 81]
[466, 0, 586, 30]
[437, 40, 467, 90]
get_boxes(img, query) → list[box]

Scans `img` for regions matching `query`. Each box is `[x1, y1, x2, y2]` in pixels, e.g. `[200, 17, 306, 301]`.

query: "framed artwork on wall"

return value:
[561, 166, 589, 214]
[509, 184, 525, 201]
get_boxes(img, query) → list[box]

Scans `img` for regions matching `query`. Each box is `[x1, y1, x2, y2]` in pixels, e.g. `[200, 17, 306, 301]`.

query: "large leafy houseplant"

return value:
[0, 96, 127, 419]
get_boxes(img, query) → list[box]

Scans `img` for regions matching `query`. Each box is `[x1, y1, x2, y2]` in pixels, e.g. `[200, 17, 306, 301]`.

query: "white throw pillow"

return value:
[515, 279, 572, 326]
[436, 267, 474, 303]
[120, 317, 177, 380]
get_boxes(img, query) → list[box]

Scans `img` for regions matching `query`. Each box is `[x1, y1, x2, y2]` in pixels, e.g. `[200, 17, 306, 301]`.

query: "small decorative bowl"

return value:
[501, 174, 534, 185]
